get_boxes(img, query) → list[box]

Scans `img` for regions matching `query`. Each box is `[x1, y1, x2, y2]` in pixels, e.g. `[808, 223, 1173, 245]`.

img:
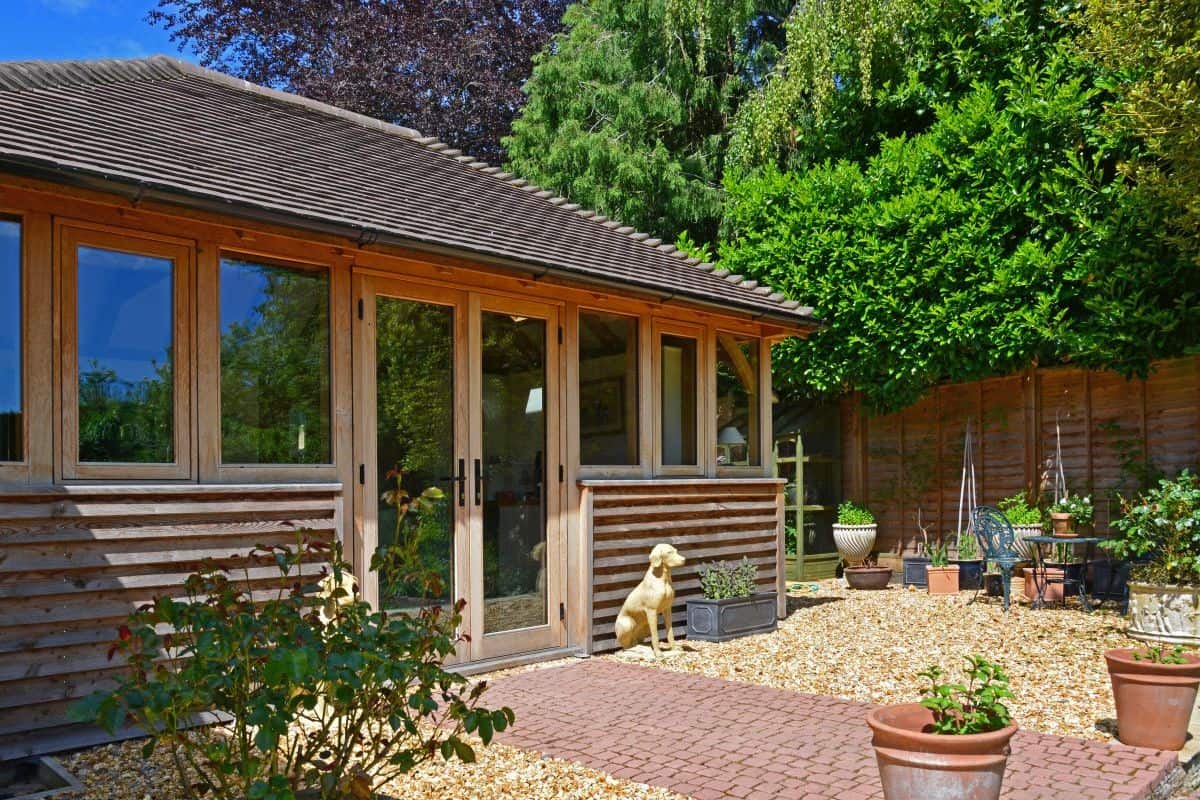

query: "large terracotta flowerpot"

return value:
[1127, 582, 1200, 646]
[1023, 567, 1064, 602]
[845, 566, 892, 590]
[1106, 648, 1200, 750]
[1050, 512, 1075, 537]
[926, 565, 960, 595]
[867, 703, 1016, 800]
[832, 523, 877, 567]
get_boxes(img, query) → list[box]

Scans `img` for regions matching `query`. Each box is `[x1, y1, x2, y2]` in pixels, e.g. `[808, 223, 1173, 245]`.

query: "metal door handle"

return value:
[437, 458, 467, 507]
[474, 458, 483, 506]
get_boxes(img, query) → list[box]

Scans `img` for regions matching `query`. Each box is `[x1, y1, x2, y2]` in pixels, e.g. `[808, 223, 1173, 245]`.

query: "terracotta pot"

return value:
[1023, 567, 1064, 602]
[1050, 512, 1075, 537]
[867, 703, 1016, 800]
[1106, 648, 1200, 750]
[845, 566, 892, 590]
[926, 565, 960, 596]
[832, 523, 877, 567]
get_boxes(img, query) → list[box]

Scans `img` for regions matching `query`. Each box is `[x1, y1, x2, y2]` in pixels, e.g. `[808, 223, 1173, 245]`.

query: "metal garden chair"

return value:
[971, 505, 1022, 611]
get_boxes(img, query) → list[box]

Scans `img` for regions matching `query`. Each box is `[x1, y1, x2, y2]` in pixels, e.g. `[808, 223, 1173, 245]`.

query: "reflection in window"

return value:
[220, 258, 330, 464]
[0, 221, 19, 462]
[660, 334, 697, 466]
[77, 246, 174, 463]
[579, 311, 638, 465]
[716, 334, 760, 466]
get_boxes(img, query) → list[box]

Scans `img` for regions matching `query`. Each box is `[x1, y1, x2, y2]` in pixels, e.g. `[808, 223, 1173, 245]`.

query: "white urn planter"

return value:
[832, 523, 877, 567]
[1010, 524, 1042, 561]
[1127, 582, 1200, 647]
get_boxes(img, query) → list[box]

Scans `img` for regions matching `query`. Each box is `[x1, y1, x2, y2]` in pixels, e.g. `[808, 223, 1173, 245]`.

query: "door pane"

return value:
[0, 220, 20, 462]
[375, 297, 455, 612]
[77, 245, 174, 463]
[579, 311, 638, 465]
[716, 334, 760, 466]
[220, 258, 331, 464]
[660, 334, 697, 466]
[481, 311, 548, 633]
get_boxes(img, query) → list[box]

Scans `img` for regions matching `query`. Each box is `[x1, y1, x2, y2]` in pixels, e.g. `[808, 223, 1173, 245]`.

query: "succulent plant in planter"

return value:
[926, 539, 959, 595]
[1102, 471, 1200, 647]
[833, 501, 877, 567]
[686, 558, 777, 642]
[867, 656, 1017, 800]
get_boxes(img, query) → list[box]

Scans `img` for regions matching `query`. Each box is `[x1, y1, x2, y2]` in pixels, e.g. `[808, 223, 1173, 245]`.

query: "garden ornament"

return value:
[615, 543, 685, 657]
[316, 568, 359, 627]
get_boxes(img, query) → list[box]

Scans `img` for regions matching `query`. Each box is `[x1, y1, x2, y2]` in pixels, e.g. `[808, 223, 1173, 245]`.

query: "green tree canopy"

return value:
[721, 0, 1199, 411]
[504, 0, 789, 244]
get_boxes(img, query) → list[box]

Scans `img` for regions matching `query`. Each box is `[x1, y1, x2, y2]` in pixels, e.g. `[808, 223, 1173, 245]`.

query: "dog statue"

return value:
[615, 543, 685, 657]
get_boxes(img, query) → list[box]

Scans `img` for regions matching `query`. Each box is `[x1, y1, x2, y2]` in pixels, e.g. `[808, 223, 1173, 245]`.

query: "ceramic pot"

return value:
[1127, 582, 1200, 646]
[926, 565, 960, 596]
[1022, 567, 1064, 602]
[832, 523, 877, 567]
[1050, 512, 1075, 537]
[1106, 648, 1200, 750]
[867, 703, 1016, 800]
[1010, 524, 1042, 561]
[845, 566, 892, 590]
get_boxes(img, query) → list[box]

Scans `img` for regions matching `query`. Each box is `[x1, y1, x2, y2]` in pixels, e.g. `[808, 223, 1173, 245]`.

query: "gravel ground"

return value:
[58, 734, 684, 800]
[622, 579, 1138, 742]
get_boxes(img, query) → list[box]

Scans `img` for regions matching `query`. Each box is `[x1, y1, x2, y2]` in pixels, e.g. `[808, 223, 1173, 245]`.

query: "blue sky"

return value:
[0, 0, 196, 63]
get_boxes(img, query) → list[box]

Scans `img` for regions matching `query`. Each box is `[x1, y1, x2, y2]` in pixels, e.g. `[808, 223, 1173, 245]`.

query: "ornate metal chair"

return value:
[971, 505, 1022, 611]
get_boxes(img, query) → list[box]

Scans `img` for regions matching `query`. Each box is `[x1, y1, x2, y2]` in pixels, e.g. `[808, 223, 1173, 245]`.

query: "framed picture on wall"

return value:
[580, 376, 625, 435]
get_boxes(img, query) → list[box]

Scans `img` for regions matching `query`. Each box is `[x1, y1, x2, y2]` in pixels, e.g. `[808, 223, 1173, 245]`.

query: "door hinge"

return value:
[557, 326, 563, 345]
[358, 464, 365, 484]
[559, 602, 565, 622]
[558, 464, 564, 483]
[357, 298, 364, 320]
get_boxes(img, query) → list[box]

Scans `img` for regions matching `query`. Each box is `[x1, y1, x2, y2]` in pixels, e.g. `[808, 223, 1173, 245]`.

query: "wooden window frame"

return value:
[574, 306, 649, 478]
[652, 319, 707, 477]
[0, 210, 52, 484]
[714, 329, 770, 477]
[57, 222, 195, 481]
[197, 247, 347, 483]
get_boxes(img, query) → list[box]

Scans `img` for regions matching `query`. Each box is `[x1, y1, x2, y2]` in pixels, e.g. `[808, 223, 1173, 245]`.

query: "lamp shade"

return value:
[718, 425, 746, 445]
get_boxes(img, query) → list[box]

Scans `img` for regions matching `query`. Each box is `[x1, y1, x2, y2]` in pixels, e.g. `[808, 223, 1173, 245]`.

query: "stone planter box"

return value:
[686, 592, 778, 643]
[1128, 582, 1200, 646]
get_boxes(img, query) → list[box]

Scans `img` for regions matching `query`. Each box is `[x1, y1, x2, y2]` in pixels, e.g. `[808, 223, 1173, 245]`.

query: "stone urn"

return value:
[1127, 582, 1200, 646]
[833, 523, 877, 567]
[1010, 524, 1042, 561]
[867, 703, 1016, 800]
[1106, 648, 1200, 750]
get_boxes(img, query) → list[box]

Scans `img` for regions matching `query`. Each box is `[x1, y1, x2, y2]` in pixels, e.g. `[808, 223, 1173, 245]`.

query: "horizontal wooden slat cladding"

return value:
[582, 478, 783, 654]
[0, 483, 341, 759]
[844, 357, 1200, 555]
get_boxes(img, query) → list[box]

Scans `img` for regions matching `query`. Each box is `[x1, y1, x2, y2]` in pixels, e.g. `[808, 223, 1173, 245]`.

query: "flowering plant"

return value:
[1102, 471, 1200, 585]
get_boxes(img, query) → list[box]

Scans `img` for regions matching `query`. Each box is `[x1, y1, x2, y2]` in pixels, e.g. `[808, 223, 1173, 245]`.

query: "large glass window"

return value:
[660, 333, 698, 466]
[579, 311, 639, 465]
[77, 246, 175, 463]
[716, 333, 761, 467]
[0, 220, 19, 462]
[220, 258, 331, 464]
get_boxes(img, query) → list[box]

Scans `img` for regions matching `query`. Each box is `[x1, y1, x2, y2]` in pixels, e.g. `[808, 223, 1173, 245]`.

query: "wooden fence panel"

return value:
[0, 483, 342, 759]
[582, 479, 783, 654]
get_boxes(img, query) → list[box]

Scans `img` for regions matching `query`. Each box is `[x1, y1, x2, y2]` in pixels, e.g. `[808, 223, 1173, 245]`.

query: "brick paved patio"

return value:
[485, 659, 1179, 800]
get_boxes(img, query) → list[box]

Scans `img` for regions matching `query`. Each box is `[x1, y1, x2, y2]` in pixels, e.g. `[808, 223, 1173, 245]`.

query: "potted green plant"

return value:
[1106, 643, 1200, 750]
[998, 493, 1042, 560]
[685, 557, 778, 642]
[1102, 471, 1200, 646]
[926, 539, 959, 595]
[867, 656, 1017, 800]
[951, 531, 984, 591]
[833, 501, 877, 567]
[1049, 494, 1092, 537]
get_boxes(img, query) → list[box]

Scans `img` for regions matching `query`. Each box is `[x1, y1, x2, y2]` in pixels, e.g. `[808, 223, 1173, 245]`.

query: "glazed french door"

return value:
[356, 277, 564, 663]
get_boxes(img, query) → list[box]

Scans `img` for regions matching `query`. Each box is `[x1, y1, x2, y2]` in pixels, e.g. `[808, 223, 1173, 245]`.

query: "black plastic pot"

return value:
[903, 556, 931, 588]
[984, 573, 1005, 597]
[1089, 559, 1131, 603]
[952, 559, 984, 591]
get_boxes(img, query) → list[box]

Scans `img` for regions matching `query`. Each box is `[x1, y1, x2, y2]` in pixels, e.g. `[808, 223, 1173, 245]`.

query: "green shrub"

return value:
[698, 558, 758, 600]
[1102, 471, 1200, 585]
[837, 502, 875, 526]
[71, 535, 512, 800]
[918, 656, 1014, 735]
[998, 494, 1043, 527]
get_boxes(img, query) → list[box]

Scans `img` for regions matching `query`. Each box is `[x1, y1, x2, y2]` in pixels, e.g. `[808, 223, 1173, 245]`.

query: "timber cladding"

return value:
[0, 483, 341, 760]
[842, 357, 1200, 554]
[582, 479, 784, 653]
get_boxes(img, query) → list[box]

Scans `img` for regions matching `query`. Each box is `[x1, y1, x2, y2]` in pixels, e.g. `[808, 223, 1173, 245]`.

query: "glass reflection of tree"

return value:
[79, 356, 174, 463]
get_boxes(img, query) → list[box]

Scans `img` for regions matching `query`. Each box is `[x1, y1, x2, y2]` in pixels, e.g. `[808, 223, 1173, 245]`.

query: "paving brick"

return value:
[485, 659, 1176, 800]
